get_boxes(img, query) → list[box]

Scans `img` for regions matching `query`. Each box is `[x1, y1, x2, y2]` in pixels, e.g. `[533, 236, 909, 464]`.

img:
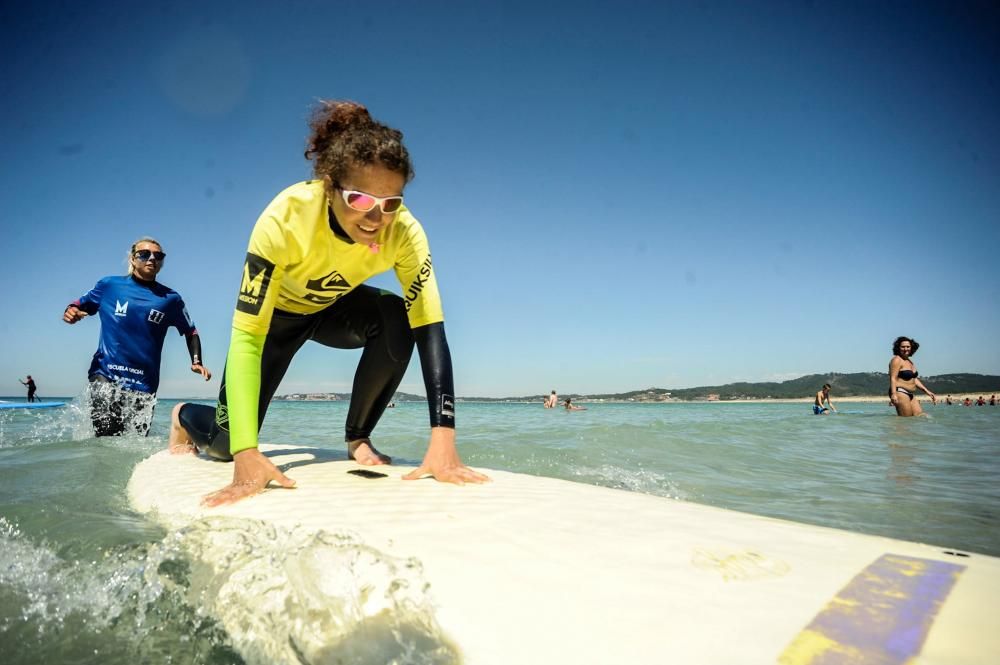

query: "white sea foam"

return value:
[0, 513, 456, 664]
[570, 463, 688, 499]
[0, 516, 174, 633]
[170, 517, 459, 665]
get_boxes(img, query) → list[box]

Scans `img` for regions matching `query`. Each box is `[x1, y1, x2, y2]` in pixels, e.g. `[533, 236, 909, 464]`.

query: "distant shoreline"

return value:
[22, 373, 998, 403]
[22, 393, 983, 403]
[264, 392, 1000, 405]
[265, 373, 1000, 405]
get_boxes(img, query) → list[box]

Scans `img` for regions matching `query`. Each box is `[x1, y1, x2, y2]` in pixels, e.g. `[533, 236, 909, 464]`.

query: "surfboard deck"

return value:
[0, 401, 65, 409]
[128, 444, 1000, 665]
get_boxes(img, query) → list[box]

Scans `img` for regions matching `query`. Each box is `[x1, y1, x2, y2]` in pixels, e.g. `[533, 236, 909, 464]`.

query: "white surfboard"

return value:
[128, 444, 1000, 665]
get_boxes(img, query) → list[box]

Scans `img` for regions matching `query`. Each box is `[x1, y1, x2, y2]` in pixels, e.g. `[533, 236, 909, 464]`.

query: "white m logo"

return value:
[114, 300, 129, 317]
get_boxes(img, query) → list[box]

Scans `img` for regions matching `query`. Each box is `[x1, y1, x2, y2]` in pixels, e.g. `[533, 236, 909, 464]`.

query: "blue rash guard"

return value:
[73, 275, 197, 394]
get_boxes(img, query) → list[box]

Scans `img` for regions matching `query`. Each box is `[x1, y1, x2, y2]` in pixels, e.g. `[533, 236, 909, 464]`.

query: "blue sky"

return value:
[2, 1, 998, 399]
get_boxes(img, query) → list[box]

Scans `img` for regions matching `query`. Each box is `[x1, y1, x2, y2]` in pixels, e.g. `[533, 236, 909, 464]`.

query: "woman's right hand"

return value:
[201, 448, 296, 507]
[63, 305, 87, 324]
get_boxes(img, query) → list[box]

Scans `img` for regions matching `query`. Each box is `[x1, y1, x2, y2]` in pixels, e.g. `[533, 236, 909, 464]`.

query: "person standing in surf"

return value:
[888, 336, 936, 417]
[543, 390, 558, 408]
[168, 100, 488, 505]
[19, 375, 38, 402]
[813, 384, 836, 415]
[63, 237, 212, 436]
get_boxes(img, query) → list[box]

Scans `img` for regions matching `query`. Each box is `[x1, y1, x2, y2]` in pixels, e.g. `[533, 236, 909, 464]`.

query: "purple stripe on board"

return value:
[780, 554, 965, 664]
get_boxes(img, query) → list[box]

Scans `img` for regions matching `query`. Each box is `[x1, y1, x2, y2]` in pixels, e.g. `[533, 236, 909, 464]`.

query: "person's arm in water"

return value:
[403, 323, 489, 484]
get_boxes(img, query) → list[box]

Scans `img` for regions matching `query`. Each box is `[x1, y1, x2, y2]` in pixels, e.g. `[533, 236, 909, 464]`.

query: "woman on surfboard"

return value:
[169, 100, 488, 505]
[888, 336, 936, 417]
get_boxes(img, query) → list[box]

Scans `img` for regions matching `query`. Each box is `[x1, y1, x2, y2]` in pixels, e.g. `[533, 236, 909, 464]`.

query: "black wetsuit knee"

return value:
[343, 291, 415, 441]
[178, 403, 232, 461]
[378, 292, 416, 363]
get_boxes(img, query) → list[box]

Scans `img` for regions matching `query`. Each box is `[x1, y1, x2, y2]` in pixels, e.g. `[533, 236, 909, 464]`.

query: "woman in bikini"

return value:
[888, 336, 936, 417]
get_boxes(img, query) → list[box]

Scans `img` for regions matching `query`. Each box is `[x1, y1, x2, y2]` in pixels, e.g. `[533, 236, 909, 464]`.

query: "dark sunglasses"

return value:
[134, 250, 166, 262]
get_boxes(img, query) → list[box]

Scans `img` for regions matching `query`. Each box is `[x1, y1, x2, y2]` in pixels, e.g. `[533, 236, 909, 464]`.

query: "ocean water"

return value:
[1, 396, 998, 664]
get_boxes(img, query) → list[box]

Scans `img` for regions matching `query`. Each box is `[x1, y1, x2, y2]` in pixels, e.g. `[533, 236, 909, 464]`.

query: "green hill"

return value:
[461, 373, 1000, 402]
[277, 373, 1000, 403]
[611, 373, 1000, 401]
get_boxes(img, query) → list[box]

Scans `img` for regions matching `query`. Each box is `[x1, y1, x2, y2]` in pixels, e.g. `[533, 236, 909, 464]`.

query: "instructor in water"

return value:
[65, 237, 212, 436]
[170, 100, 488, 505]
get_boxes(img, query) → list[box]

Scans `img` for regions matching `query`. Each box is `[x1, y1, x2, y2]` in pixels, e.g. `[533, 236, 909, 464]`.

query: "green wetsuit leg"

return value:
[206, 311, 315, 459]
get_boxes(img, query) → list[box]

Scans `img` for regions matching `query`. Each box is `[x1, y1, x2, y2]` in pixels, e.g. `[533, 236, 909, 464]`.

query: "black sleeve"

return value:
[413, 322, 456, 428]
[185, 332, 204, 365]
[68, 298, 99, 316]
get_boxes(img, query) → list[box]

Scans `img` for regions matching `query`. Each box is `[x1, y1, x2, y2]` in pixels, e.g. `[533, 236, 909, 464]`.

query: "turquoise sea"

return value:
[1, 396, 998, 664]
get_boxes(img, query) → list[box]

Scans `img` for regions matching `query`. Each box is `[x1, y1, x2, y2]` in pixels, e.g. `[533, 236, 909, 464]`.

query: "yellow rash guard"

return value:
[226, 180, 444, 454]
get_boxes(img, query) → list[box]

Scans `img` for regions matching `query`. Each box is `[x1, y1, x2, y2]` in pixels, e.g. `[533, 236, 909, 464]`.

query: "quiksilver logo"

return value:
[215, 403, 229, 429]
[148, 309, 165, 324]
[440, 394, 455, 418]
[236, 253, 274, 315]
[304, 270, 352, 305]
[404, 256, 433, 311]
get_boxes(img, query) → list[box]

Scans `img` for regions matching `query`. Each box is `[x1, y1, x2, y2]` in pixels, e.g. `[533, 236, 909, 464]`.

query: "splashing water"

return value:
[85, 381, 159, 437]
[0, 516, 236, 664]
[0, 384, 159, 447]
[1, 512, 459, 665]
[172, 517, 461, 665]
[570, 463, 688, 499]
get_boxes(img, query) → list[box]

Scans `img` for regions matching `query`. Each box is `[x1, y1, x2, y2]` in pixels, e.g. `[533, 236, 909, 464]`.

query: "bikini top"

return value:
[897, 369, 918, 381]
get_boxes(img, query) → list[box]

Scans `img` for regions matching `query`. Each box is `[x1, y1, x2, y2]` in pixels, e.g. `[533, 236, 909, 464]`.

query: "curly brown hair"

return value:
[303, 100, 413, 186]
[892, 336, 920, 356]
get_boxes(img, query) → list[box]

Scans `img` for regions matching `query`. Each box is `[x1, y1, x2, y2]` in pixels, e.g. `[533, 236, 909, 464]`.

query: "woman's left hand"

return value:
[403, 427, 490, 484]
